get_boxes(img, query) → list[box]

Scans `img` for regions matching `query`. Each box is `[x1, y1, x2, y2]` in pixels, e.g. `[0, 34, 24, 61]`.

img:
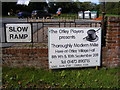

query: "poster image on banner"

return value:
[5, 23, 32, 42]
[48, 27, 102, 69]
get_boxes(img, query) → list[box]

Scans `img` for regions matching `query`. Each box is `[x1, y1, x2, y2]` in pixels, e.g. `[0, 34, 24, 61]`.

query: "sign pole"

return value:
[96, 66, 99, 70]
[4, 23, 7, 43]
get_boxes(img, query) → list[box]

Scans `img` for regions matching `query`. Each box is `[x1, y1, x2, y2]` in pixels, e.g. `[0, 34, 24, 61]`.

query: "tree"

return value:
[99, 2, 120, 15]
[105, 2, 120, 15]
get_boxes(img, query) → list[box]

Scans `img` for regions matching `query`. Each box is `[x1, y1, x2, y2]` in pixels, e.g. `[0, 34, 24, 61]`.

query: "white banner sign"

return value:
[48, 27, 101, 69]
[5, 23, 32, 42]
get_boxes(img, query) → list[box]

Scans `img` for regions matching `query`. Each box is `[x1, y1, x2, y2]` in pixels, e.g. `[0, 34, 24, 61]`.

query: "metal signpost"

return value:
[48, 27, 101, 69]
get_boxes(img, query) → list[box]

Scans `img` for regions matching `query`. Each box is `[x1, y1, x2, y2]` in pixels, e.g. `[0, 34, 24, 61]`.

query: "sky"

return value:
[78, 0, 99, 4]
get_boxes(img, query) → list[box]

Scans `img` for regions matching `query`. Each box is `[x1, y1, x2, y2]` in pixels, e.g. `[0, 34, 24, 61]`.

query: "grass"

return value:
[105, 14, 120, 17]
[59, 13, 120, 18]
[97, 14, 120, 17]
[52, 13, 120, 20]
[2, 66, 120, 88]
